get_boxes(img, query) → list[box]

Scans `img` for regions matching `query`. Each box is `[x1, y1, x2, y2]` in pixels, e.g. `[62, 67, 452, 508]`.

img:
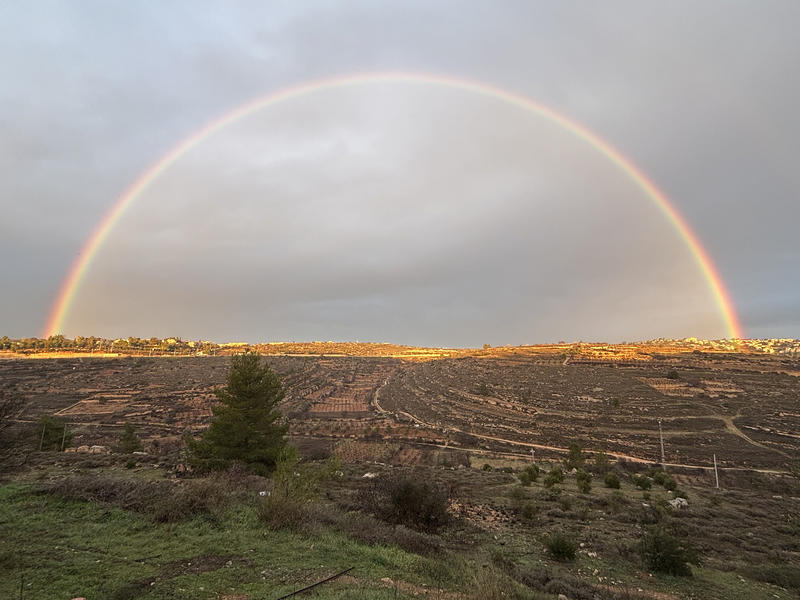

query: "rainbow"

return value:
[43, 71, 743, 339]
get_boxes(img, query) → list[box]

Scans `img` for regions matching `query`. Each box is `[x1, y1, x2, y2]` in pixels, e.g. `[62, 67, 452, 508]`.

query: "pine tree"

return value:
[117, 423, 143, 453]
[187, 352, 287, 475]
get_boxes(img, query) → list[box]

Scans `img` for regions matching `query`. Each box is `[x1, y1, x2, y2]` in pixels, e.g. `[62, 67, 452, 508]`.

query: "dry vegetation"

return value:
[1, 342, 798, 599]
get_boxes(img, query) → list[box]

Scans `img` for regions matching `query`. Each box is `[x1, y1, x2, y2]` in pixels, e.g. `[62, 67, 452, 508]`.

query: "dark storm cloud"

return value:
[1, 1, 797, 341]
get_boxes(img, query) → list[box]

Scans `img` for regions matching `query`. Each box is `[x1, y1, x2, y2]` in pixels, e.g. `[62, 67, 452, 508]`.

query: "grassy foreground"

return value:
[1, 446, 798, 600]
[0, 483, 468, 600]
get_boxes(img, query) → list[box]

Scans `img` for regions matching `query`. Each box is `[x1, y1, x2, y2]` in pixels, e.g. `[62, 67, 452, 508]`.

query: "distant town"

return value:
[1, 335, 798, 358]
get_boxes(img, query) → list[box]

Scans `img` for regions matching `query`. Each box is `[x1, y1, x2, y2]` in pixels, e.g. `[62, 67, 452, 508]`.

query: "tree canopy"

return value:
[187, 352, 287, 475]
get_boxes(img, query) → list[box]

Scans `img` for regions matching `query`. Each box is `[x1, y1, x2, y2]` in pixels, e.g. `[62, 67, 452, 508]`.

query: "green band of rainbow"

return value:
[43, 71, 743, 339]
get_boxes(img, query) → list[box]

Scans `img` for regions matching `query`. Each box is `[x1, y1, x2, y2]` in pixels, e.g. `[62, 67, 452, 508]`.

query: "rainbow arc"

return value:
[43, 72, 743, 340]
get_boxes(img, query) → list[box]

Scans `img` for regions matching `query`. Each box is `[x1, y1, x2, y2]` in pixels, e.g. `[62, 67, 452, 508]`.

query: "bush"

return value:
[258, 448, 339, 530]
[508, 486, 526, 504]
[116, 423, 143, 454]
[575, 469, 592, 493]
[36, 415, 72, 451]
[149, 479, 228, 523]
[357, 473, 450, 532]
[564, 443, 585, 470]
[652, 470, 669, 486]
[639, 526, 698, 576]
[742, 563, 800, 593]
[593, 450, 611, 473]
[304, 505, 442, 556]
[524, 463, 540, 481]
[545, 532, 577, 561]
[607, 490, 626, 513]
[666, 370, 680, 380]
[482, 463, 493, 471]
[633, 474, 652, 490]
[44, 474, 228, 522]
[543, 467, 564, 488]
[520, 502, 538, 522]
[663, 478, 677, 492]
[604, 472, 620, 489]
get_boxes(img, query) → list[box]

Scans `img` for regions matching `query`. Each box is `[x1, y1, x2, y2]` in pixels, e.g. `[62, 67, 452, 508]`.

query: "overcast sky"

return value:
[1, 1, 798, 345]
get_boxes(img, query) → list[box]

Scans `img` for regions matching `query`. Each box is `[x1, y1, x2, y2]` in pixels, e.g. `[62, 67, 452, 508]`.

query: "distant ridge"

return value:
[1, 335, 798, 359]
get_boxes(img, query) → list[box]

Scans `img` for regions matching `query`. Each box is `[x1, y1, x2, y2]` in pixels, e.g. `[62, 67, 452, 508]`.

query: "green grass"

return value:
[2, 466, 796, 600]
[0, 484, 467, 599]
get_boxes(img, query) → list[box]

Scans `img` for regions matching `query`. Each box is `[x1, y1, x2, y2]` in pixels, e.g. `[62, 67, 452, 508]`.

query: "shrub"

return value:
[523, 463, 540, 482]
[518, 471, 533, 487]
[666, 370, 680, 380]
[633, 474, 652, 490]
[640, 526, 698, 576]
[305, 506, 442, 556]
[663, 478, 677, 492]
[742, 564, 800, 593]
[508, 486, 526, 504]
[545, 532, 577, 561]
[575, 469, 592, 493]
[593, 450, 611, 473]
[652, 470, 668, 486]
[604, 472, 620, 489]
[520, 502, 538, 522]
[116, 423, 143, 454]
[607, 490, 626, 513]
[149, 479, 228, 523]
[258, 448, 339, 530]
[43, 474, 228, 522]
[357, 473, 450, 532]
[564, 443, 585, 470]
[482, 463, 493, 471]
[36, 415, 72, 451]
[543, 467, 564, 488]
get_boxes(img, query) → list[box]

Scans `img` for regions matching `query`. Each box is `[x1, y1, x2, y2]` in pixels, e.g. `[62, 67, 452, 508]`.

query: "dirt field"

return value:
[2, 347, 797, 474]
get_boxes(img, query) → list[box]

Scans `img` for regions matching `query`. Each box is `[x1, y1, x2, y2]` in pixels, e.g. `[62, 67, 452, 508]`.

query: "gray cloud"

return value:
[1, 1, 797, 342]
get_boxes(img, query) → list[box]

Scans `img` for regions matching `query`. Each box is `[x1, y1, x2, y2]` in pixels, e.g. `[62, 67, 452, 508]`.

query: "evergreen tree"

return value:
[187, 352, 287, 475]
[117, 423, 143, 453]
[36, 415, 72, 451]
[564, 442, 585, 470]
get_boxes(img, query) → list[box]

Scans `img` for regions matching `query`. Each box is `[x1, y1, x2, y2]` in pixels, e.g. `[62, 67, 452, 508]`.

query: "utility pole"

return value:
[60, 423, 68, 451]
[658, 419, 666, 467]
[713, 454, 720, 489]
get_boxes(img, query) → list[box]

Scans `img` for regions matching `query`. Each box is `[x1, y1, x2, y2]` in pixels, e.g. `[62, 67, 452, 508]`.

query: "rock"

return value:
[362, 472, 378, 478]
[668, 497, 689, 509]
[558, 594, 570, 600]
[89, 445, 110, 454]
